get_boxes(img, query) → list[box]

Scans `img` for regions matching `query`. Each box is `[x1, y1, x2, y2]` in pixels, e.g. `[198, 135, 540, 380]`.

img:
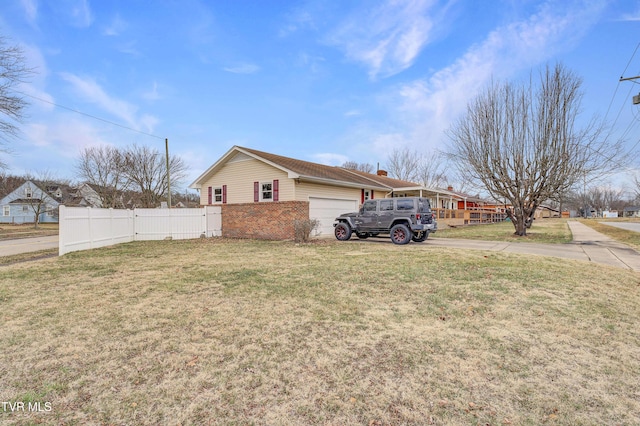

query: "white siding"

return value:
[199, 156, 293, 204]
[295, 181, 361, 202]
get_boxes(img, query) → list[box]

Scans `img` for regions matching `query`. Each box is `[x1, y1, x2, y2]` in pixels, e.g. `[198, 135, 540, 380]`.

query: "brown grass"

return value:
[0, 248, 58, 266]
[0, 223, 59, 240]
[436, 218, 572, 243]
[1, 238, 639, 425]
[579, 219, 640, 251]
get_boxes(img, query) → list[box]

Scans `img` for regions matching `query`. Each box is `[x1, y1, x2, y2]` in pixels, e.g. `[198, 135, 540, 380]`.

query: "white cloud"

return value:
[345, 0, 609, 160]
[619, 7, 640, 21]
[279, 8, 316, 37]
[311, 152, 350, 166]
[23, 118, 107, 153]
[20, 0, 38, 25]
[296, 52, 326, 73]
[103, 14, 127, 36]
[55, 0, 93, 28]
[223, 63, 261, 74]
[326, 0, 438, 79]
[142, 81, 161, 101]
[59, 72, 158, 133]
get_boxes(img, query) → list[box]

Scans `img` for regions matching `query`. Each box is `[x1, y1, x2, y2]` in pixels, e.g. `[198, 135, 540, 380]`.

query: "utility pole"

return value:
[620, 75, 640, 104]
[165, 138, 171, 208]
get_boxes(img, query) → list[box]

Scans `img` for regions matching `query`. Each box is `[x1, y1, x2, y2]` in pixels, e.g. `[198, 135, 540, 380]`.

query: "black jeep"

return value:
[334, 197, 437, 245]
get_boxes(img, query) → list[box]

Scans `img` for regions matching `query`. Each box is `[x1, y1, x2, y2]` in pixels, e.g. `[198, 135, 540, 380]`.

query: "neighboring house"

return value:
[624, 206, 640, 218]
[0, 180, 100, 224]
[75, 182, 104, 208]
[535, 205, 562, 219]
[190, 146, 462, 238]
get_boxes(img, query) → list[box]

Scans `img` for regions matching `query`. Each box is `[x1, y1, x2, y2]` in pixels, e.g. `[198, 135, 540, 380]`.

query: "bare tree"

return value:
[0, 172, 25, 198]
[0, 36, 33, 168]
[76, 145, 129, 208]
[23, 171, 62, 229]
[447, 63, 625, 236]
[416, 152, 448, 189]
[122, 144, 188, 208]
[585, 184, 626, 215]
[342, 161, 375, 174]
[386, 147, 421, 182]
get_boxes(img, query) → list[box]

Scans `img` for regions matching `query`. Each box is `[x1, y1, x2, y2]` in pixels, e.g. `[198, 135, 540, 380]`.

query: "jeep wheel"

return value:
[334, 223, 352, 241]
[390, 224, 411, 245]
[355, 232, 369, 239]
[412, 231, 429, 242]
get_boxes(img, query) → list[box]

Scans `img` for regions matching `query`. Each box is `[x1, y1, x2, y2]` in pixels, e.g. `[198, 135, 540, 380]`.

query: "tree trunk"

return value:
[506, 208, 529, 236]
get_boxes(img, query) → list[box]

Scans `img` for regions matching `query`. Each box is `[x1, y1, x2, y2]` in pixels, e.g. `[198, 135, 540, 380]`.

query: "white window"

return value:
[2, 205, 9, 216]
[214, 187, 223, 203]
[22, 205, 29, 213]
[25, 186, 32, 198]
[364, 190, 371, 200]
[261, 182, 273, 201]
[46, 205, 54, 217]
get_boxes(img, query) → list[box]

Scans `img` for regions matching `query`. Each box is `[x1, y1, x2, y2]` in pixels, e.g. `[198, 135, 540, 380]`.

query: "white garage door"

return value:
[309, 197, 359, 236]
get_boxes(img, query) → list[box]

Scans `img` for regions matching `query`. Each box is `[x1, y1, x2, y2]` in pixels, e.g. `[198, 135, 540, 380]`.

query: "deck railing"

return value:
[433, 208, 506, 225]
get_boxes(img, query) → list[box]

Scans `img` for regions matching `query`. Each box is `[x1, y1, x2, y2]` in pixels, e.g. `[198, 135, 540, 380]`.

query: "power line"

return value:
[18, 91, 164, 140]
[620, 42, 640, 80]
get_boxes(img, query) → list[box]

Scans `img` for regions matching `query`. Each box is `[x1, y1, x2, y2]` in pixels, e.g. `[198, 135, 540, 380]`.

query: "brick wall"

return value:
[221, 201, 310, 240]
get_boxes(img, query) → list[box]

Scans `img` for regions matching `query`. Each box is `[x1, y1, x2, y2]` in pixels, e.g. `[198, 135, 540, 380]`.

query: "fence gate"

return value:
[205, 205, 222, 237]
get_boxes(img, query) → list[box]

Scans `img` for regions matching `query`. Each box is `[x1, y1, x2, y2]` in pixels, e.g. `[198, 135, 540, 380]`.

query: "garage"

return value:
[309, 197, 359, 236]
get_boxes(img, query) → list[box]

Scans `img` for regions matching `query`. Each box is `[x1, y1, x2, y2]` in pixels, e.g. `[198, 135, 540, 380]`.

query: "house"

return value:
[0, 180, 100, 224]
[624, 206, 640, 218]
[190, 146, 461, 239]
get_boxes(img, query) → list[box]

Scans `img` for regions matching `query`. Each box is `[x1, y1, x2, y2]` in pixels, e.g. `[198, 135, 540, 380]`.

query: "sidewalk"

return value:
[428, 221, 640, 272]
[565, 221, 640, 271]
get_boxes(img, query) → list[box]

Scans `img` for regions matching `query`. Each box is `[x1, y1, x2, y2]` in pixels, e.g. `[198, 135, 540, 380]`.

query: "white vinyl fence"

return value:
[59, 205, 222, 255]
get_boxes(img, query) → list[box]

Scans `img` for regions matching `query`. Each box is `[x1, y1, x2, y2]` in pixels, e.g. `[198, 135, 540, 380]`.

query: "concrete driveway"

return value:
[0, 235, 59, 257]
[600, 222, 640, 233]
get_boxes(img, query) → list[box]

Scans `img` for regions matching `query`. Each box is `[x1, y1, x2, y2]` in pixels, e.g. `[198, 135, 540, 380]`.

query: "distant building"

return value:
[0, 180, 101, 224]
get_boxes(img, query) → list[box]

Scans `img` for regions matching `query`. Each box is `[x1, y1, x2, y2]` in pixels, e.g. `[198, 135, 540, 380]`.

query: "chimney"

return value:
[377, 169, 388, 176]
[447, 185, 454, 191]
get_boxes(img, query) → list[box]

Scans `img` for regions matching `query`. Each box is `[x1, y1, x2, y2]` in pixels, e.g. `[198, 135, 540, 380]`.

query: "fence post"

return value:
[87, 207, 93, 249]
[58, 205, 65, 255]
[109, 208, 114, 246]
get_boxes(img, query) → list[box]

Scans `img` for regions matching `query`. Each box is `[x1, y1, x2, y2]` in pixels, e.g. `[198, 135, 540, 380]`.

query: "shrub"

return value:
[293, 219, 320, 243]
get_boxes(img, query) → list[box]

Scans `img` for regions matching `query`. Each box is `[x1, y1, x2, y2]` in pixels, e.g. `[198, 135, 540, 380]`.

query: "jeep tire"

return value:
[334, 222, 352, 241]
[390, 223, 411, 245]
[412, 231, 429, 242]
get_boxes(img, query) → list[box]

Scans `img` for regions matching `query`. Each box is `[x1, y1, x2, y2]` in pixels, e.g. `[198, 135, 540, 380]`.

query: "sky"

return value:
[1, 0, 640, 193]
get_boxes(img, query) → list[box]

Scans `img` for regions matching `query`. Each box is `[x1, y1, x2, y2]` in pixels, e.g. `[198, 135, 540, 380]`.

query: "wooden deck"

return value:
[433, 208, 507, 226]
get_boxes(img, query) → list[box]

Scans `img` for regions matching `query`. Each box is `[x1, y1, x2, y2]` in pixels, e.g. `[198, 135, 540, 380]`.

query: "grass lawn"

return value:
[0, 223, 59, 240]
[1, 238, 639, 425]
[435, 218, 572, 243]
[580, 219, 640, 251]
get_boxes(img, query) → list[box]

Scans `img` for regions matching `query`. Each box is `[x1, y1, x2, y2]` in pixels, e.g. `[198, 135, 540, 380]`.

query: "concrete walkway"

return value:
[428, 221, 640, 272]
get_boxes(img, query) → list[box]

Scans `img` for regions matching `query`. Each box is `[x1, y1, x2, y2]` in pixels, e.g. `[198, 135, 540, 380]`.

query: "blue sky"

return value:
[2, 0, 640, 191]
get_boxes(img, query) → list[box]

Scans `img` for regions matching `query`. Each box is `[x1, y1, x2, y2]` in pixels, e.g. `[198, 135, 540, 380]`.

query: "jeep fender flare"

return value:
[336, 217, 356, 228]
[390, 219, 411, 229]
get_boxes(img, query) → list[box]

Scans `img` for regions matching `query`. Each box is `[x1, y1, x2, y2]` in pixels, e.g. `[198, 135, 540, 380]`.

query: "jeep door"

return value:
[357, 200, 378, 230]
[377, 199, 394, 230]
